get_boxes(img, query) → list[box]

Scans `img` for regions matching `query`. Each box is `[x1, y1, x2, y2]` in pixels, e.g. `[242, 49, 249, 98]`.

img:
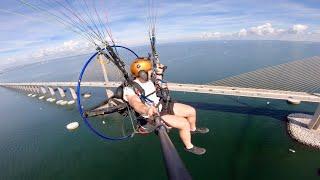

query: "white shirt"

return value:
[123, 79, 162, 112]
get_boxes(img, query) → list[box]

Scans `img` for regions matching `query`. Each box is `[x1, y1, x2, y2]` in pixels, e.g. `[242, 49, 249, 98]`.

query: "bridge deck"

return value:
[1, 81, 320, 103]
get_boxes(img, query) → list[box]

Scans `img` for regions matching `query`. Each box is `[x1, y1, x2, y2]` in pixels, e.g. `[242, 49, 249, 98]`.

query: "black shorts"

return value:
[160, 100, 176, 116]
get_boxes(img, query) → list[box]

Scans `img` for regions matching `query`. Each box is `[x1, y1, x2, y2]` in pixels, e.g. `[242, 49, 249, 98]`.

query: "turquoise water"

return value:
[0, 40, 320, 179]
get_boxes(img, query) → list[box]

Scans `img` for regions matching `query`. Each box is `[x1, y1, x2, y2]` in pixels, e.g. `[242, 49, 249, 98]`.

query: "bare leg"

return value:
[173, 103, 197, 131]
[161, 115, 193, 149]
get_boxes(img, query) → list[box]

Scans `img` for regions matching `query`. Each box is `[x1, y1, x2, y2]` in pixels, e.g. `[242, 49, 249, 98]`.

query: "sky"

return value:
[0, 0, 320, 70]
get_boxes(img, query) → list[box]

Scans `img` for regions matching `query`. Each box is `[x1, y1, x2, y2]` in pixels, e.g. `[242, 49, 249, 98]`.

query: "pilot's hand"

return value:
[156, 63, 165, 75]
[147, 106, 158, 117]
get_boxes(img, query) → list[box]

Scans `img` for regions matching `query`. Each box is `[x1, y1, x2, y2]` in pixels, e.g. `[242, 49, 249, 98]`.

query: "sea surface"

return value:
[0, 40, 320, 180]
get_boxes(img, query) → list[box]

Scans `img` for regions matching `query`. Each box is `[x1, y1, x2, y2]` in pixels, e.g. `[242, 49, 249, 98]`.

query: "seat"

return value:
[84, 86, 127, 118]
[113, 85, 124, 99]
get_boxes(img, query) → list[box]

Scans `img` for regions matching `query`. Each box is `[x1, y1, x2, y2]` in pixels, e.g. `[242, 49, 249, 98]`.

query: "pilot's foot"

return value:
[191, 127, 209, 134]
[184, 146, 206, 155]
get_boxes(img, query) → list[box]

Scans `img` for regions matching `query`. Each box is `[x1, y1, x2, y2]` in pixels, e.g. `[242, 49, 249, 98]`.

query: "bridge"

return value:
[1, 81, 320, 103]
[1, 80, 319, 131]
[0, 56, 319, 132]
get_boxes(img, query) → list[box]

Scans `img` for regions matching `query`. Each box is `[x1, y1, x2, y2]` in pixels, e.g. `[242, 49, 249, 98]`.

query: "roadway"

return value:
[1, 81, 320, 103]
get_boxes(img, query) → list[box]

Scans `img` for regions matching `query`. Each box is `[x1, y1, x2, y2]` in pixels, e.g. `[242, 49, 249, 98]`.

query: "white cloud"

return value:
[245, 23, 286, 36]
[202, 32, 224, 39]
[290, 24, 309, 34]
[30, 40, 93, 60]
[249, 23, 275, 36]
[63, 40, 80, 50]
[4, 39, 95, 67]
[2, 0, 320, 70]
[201, 23, 313, 41]
[238, 29, 247, 37]
[276, 28, 286, 34]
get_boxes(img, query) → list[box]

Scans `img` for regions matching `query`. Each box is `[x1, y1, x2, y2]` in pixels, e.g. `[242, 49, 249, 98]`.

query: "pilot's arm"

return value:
[155, 63, 165, 80]
[123, 87, 157, 117]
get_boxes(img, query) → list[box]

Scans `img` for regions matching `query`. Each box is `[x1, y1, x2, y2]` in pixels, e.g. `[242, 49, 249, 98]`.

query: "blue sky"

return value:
[0, 0, 320, 69]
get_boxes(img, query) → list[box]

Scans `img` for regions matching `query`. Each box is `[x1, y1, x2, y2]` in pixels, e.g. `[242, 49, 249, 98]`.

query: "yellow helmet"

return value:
[130, 58, 152, 77]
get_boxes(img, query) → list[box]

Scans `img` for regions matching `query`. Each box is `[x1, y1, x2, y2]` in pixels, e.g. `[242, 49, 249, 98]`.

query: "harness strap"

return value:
[145, 90, 156, 97]
[140, 94, 154, 104]
[130, 80, 158, 106]
[129, 79, 171, 115]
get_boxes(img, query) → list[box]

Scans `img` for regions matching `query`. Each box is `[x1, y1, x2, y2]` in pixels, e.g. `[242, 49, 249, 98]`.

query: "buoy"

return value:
[83, 93, 91, 99]
[267, 101, 270, 105]
[67, 100, 75, 105]
[66, 122, 79, 130]
[102, 121, 106, 124]
[60, 101, 67, 106]
[39, 96, 45, 100]
[49, 98, 56, 102]
[289, 149, 296, 153]
[287, 98, 301, 105]
[56, 100, 63, 105]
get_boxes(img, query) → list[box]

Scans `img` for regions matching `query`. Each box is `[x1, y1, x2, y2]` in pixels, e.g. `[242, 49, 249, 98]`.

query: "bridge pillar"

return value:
[31, 86, 37, 93]
[308, 104, 320, 130]
[31, 86, 35, 92]
[69, 88, 77, 100]
[57, 87, 66, 98]
[40, 87, 47, 94]
[98, 54, 109, 83]
[98, 54, 113, 96]
[35, 86, 40, 94]
[48, 87, 55, 96]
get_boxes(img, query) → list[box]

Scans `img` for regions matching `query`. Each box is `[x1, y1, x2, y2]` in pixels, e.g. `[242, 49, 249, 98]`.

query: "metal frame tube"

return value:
[155, 117, 192, 180]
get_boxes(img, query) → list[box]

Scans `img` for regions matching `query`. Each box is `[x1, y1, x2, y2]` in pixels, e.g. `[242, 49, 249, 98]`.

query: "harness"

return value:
[127, 79, 172, 134]
[130, 81, 156, 105]
[129, 80, 171, 112]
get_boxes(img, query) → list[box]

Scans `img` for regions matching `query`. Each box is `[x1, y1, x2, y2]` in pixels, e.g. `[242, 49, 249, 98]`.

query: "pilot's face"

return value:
[137, 70, 152, 83]
[147, 70, 152, 79]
